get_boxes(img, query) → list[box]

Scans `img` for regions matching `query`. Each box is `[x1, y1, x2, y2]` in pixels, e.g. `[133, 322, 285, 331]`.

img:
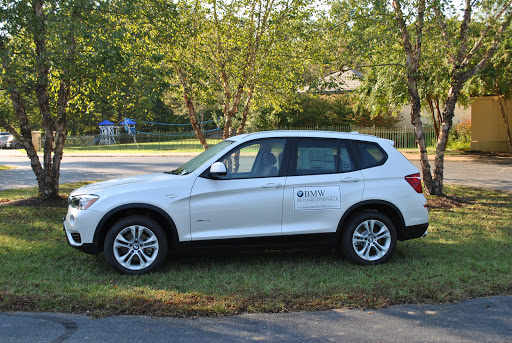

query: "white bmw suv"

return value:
[64, 131, 429, 274]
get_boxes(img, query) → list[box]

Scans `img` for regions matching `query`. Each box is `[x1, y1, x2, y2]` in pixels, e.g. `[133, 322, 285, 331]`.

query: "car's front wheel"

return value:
[104, 216, 168, 274]
[341, 210, 397, 265]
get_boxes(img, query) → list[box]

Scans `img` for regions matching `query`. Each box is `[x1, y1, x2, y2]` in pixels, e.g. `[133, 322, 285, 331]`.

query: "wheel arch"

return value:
[336, 200, 406, 242]
[93, 203, 179, 254]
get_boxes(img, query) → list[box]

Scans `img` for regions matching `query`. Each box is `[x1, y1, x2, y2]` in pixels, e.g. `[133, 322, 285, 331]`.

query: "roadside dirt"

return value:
[426, 195, 474, 209]
[401, 151, 512, 164]
[0, 196, 68, 208]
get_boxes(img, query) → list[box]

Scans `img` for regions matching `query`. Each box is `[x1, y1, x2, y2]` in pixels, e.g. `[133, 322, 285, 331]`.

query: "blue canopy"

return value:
[119, 119, 137, 125]
[98, 120, 114, 126]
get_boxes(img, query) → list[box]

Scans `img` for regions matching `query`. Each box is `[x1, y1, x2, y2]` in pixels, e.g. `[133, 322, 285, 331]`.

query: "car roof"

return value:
[228, 130, 394, 146]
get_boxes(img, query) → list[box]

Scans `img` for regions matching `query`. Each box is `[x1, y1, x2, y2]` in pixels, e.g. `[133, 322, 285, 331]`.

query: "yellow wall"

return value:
[471, 96, 512, 152]
[31, 131, 42, 151]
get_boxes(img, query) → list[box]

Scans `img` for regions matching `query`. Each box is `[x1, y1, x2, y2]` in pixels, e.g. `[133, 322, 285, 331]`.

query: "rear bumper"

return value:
[398, 222, 429, 241]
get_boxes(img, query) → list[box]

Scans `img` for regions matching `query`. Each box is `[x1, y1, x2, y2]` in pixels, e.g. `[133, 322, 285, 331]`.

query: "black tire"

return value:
[104, 215, 168, 274]
[14, 143, 23, 149]
[341, 210, 397, 265]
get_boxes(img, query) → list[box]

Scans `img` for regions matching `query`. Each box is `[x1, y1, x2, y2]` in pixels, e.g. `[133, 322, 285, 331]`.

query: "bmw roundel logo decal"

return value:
[297, 191, 304, 197]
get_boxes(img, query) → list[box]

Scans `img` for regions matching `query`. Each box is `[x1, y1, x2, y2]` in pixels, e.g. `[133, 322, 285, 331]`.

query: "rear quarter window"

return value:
[353, 141, 388, 169]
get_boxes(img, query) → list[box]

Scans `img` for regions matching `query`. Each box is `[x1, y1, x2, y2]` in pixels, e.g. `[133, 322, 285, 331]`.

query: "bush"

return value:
[448, 118, 471, 150]
[247, 94, 400, 131]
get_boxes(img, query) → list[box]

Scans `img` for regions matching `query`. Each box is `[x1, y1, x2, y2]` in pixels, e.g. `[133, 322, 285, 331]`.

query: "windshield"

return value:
[168, 140, 233, 175]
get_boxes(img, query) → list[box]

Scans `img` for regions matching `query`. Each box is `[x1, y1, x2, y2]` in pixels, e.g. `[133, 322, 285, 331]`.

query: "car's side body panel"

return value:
[190, 175, 286, 240]
[281, 171, 364, 235]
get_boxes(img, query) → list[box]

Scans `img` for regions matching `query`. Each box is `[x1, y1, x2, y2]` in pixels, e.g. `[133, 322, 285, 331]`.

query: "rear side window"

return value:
[293, 138, 356, 175]
[296, 139, 337, 175]
[353, 141, 387, 169]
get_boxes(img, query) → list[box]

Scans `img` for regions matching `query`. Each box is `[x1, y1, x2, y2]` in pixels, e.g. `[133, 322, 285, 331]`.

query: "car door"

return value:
[190, 138, 288, 241]
[281, 138, 364, 235]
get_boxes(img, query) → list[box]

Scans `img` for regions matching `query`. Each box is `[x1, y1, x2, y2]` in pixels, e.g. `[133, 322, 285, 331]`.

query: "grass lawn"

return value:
[64, 139, 222, 154]
[0, 165, 14, 171]
[0, 184, 510, 317]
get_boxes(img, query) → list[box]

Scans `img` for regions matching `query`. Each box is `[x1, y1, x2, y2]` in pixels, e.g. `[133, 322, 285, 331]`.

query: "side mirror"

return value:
[209, 162, 227, 178]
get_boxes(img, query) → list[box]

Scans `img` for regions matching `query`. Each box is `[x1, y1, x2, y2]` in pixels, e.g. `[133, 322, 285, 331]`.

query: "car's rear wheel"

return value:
[14, 143, 22, 149]
[104, 215, 168, 274]
[341, 210, 397, 265]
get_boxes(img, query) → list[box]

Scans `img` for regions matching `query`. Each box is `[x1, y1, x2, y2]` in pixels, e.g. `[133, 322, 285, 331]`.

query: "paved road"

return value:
[0, 152, 191, 190]
[0, 150, 511, 192]
[1, 296, 511, 343]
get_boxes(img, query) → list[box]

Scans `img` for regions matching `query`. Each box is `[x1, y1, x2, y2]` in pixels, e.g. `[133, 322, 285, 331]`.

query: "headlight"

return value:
[68, 195, 99, 210]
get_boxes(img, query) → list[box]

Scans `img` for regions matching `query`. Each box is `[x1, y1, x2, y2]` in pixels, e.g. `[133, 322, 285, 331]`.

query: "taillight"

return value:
[405, 173, 423, 193]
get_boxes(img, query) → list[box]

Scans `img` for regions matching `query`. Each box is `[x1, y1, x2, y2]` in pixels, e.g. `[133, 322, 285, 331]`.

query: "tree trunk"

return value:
[497, 94, 512, 153]
[0, 40, 46, 195]
[409, 81, 434, 194]
[34, 0, 62, 199]
[426, 95, 440, 139]
[52, 7, 79, 189]
[393, 0, 434, 193]
[221, 80, 245, 139]
[236, 84, 254, 136]
[179, 68, 209, 150]
[432, 84, 460, 195]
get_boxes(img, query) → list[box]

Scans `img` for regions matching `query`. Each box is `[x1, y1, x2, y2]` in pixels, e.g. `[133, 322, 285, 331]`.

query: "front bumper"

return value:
[63, 219, 101, 255]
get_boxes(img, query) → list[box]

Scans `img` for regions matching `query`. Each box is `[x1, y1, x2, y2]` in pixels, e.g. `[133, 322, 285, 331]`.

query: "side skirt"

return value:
[174, 233, 338, 254]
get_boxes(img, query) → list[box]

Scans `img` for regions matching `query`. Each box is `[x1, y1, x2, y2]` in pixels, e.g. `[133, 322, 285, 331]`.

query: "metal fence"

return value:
[271, 126, 436, 150]
[63, 126, 436, 151]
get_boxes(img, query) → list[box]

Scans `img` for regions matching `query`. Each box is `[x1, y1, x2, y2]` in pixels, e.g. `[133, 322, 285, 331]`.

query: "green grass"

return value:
[0, 165, 14, 171]
[400, 147, 474, 155]
[0, 184, 511, 317]
[64, 139, 222, 154]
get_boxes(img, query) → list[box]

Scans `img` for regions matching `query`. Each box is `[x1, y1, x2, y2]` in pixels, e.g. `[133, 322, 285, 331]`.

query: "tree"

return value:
[393, 0, 512, 194]
[0, 0, 169, 198]
[207, 0, 314, 139]
[0, 0, 87, 199]
[156, 0, 315, 149]
[330, 0, 512, 195]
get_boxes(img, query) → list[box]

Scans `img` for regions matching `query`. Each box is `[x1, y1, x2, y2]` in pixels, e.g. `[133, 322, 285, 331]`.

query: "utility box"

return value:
[32, 131, 42, 151]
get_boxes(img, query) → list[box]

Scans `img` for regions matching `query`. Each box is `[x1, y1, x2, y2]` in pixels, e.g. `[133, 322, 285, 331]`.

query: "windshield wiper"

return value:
[166, 168, 183, 175]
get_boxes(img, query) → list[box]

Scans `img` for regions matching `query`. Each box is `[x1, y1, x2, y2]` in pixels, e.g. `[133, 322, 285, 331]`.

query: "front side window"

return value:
[170, 140, 233, 175]
[219, 139, 286, 179]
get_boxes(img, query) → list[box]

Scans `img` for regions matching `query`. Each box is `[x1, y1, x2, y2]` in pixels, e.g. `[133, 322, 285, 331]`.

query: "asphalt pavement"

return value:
[1, 148, 511, 342]
[0, 149, 511, 192]
[2, 296, 511, 343]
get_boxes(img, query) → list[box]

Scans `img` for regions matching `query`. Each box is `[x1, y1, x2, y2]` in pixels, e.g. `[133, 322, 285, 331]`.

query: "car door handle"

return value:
[261, 183, 283, 189]
[340, 177, 360, 182]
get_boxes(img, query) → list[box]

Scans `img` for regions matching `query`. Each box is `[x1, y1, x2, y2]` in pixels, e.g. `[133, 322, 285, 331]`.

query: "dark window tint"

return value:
[353, 141, 387, 169]
[295, 139, 337, 175]
[338, 141, 355, 173]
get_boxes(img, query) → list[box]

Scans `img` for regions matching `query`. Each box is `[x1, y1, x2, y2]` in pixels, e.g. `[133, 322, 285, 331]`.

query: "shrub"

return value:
[447, 117, 471, 150]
